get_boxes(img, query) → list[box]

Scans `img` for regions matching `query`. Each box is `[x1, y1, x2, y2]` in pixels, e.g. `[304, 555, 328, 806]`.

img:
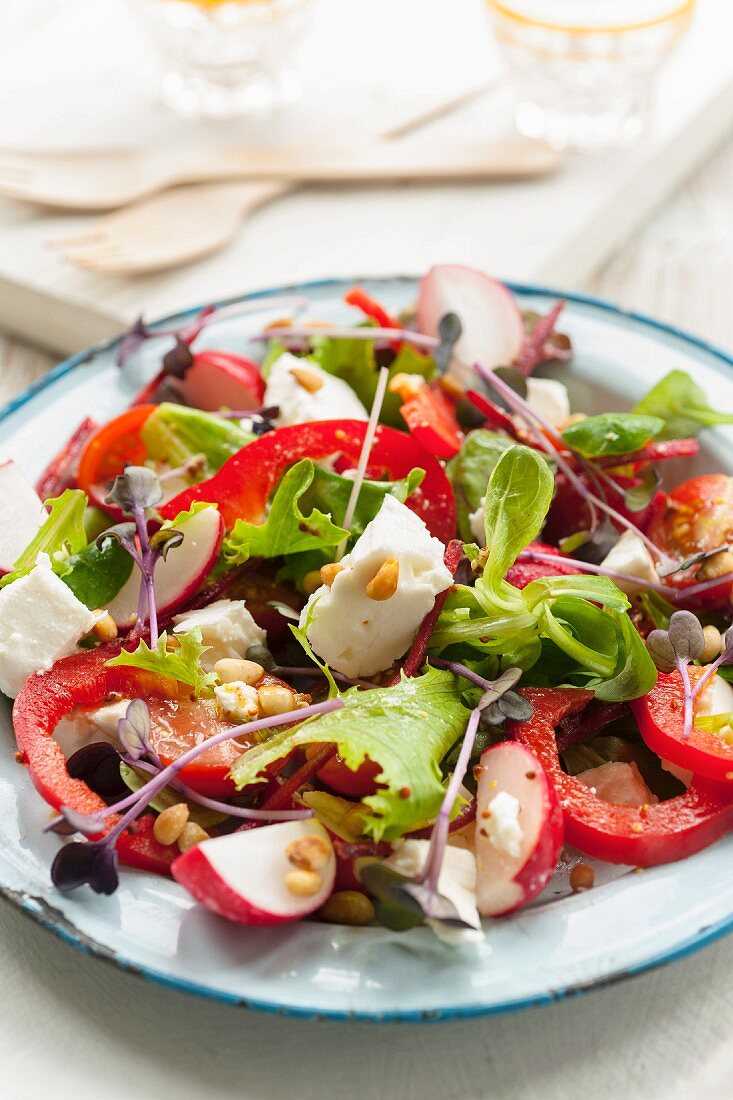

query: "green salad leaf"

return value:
[223, 459, 348, 566]
[62, 537, 134, 608]
[634, 370, 733, 439]
[560, 412, 663, 458]
[446, 430, 517, 541]
[141, 402, 253, 475]
[0, 489, 88, 589]
[230, 667, 471, 841]
[106, 628, 217, 697]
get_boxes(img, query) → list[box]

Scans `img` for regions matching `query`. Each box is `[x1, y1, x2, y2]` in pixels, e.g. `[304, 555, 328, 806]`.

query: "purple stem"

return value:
[677, 656, 694, 741]
[274, 665, 376, 690]
[131, 503, 159, 648]
[428, 657, 497, 692]
[253, 324, 439, 350]
[418, 707, 481, 893]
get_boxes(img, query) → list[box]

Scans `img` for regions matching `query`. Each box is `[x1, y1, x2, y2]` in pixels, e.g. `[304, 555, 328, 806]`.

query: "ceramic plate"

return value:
[3, 276, 733, 1022]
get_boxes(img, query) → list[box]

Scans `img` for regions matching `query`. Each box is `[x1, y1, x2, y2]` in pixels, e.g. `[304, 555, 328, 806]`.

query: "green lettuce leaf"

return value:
[223, 459, 348, 566]
[62, 537, 134, 609]
[229, 667, 471, 840]
[141, 402, 253, 474]
[105, 628, 217, 697]
[634, 370, 733, 440]
[446, 429, 517, 541]
[0, 489, 88, 589]
[561, 413, 663, 458]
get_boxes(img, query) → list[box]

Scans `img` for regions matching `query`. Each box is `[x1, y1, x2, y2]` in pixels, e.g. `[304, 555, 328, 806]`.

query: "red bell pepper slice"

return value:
[344, 287, 401, 331]
[35, 417, 98, 500]
[510, 687, 733, 866]
[464, 389, 518, 437]
[393, 380, 463, 459]
[12, 646, 177, 875]
[632, 670, 733, 783]
[159, 419, 457, 544]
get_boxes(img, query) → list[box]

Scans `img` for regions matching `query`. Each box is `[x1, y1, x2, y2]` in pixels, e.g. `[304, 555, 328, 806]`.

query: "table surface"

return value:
[3, 139, 733, 1100]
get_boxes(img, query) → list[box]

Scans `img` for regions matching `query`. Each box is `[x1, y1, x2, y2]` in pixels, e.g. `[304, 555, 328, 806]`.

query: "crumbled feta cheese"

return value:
[386, 839, 483, 945]
[214, 680, 260, 722]
[172, 599, 266, 671]
[0, 553, 100, 698]
[0, 460, 47, 573]
[525, 378, 571, 428]
[300, 495, 453, 678]
[89, 698, 131, 738]
[264, 352, 368, 427]
[469, 496, 486, 546]
[600, 530, 660, 595]
[484, 791, 522, 858]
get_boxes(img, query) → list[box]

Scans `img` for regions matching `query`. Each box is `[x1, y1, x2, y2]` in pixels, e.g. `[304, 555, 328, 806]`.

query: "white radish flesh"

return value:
[0, 460, 47, 573]
[180, 356, 262, 412]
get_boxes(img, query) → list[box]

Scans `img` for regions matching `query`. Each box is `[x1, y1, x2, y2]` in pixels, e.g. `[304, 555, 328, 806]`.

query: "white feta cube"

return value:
[0, 553, 100, 698]
[600, 530, 660, 595]
[89, 698, 131, 739]
[484, 790, 522, 858]
[264, 352, 368, 427]
[525, 378, 571, 429]
[300, 495, 452, 678]
[468, 496, 486, 546]
[0, 460, 47, 573]
[172, 598, 266, 671]
[214, 680, 260, 722]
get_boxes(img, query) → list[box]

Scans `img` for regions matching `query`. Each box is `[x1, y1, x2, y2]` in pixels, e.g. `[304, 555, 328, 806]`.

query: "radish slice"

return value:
[180, 352, 265, 412]
[172, 820, 336, 925]
[475, 742, 563, 917]
[106, 505, 224, 628]
[417, 264, 524, 389]
[0, 460, 47, 574]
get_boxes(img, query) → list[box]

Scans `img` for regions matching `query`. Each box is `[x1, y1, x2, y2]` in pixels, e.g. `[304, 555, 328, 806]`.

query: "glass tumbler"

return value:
[485, 0, 696, 148]
[130, 0, 313, 119]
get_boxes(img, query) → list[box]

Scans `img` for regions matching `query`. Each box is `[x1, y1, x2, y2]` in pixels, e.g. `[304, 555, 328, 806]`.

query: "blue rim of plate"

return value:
[3, 274, 733, 1023]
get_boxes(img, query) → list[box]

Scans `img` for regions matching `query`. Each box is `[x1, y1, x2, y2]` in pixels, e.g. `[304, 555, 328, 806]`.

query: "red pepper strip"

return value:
[632, 670, 733, 783]
[511, 687, 733, 866]
[159, 419, 457, 544]
[555, 701, 629, 754]
[390, 538, 463, 684]
[344, 287, 401, 331]
[12, 647, 177, 875]
[595, 438, 699, 470]
[506, 541, 580, 590]
[35, 417, 98, 500]
[464, 389, 518, 437]
[397, 383, 463, 459]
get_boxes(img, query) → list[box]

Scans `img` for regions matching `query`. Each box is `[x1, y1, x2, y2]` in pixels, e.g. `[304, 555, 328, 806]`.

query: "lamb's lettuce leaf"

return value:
[634, 370, 733, 440]
[62, 537, 134, 608]
[560, 413, 663, 458]
[446, 430, 517, 541]
[229, 667, 471, 841]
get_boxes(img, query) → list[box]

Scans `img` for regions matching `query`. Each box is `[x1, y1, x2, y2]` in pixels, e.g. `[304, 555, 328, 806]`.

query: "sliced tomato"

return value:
[543, 470, 662, 546]
[511, 686, 733, 866]
[647, 474, 733, 606]
[159, 419, 457, 544]
[316, 755, 382, 798]
[76, 404, 156, 512]
[632, 669, 733, 784]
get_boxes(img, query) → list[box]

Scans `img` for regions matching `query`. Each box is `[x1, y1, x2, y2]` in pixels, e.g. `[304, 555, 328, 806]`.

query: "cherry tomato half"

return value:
[76, 404, 156, 512]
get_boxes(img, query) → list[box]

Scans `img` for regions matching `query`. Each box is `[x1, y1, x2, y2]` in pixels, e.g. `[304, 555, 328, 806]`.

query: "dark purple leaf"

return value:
[51, 840, 119, 896]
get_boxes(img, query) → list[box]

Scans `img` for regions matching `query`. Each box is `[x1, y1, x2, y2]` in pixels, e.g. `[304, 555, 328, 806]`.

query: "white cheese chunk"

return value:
[484, 790, 523, 858]
[172, 598, 266, 671]
[600, 530, 660, 595]
[214, 680, 260, 722]
[89, 698, 131, 739]
[386, 839, 483, 945]
[264, 352, 368, 427]
[0, 460, 47, 573]
[469, 496, 486, 547]
[0, 553, 100, 698]
[525, 378, 571, 429]
[300, 495, 453, 678]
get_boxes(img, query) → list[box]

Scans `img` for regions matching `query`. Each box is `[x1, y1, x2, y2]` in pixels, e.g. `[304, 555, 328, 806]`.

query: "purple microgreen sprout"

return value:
[253, 324, 439, 352]
[104, 466, 172, 647]
[158, 453, 207, 485]
[50, 696, 343, 895]
[434, 312, 462, 376]
[647, 611, 705, 740]
[117, 698, 156, 763]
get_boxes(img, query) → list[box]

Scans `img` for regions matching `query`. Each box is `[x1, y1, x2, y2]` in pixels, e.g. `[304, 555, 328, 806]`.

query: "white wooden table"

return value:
[3, 141, 733, 1100]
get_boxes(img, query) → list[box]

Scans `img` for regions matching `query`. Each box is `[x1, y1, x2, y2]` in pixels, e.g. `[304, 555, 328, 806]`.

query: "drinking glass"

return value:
[485, 0, 697, 148]
[130, 0, 312, 119]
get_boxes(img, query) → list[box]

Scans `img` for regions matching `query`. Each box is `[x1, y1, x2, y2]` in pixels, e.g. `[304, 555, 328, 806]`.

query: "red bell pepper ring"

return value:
[159, 419, 457, 544]
[12, 646, 177, 875]
[632, 669, 733, 784]
[344, 287, 401, 332]
[35, 417, 99, 500]
[510, 686, 733, 866]
[392, 378, 463, 459]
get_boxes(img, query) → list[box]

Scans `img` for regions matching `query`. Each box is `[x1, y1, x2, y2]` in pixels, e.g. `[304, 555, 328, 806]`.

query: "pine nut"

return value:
[320, 890, 375, 926]
[257, 684, 296, 717]
[214, 658, 264, 686]
[388, 372, 423, 400]
[290, 365, 324, 393]
[570, 863, 595, 892]
[92, 611, 118, 643]
[698, 549, 733, 582]
[365, 558, 400, 601]
[285, 833, 332, 872]
[153, 802, 190, 846]
[320, 562, 344, 587]
[303, 569, 324, 595]
[285, 869, 323, 896]
[701, 625, 724, 664]
[177, 822, 209, 853]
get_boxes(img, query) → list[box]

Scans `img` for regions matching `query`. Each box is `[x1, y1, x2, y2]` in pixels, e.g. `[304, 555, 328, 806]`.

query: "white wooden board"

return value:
[0, 0, 732, 355]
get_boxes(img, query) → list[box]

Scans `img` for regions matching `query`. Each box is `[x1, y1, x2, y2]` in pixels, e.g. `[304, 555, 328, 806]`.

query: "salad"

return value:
[5, 263, 733, 946]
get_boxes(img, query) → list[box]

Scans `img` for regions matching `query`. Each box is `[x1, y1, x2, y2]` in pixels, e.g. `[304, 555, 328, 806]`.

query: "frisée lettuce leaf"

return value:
[105, 627, 217, 697]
